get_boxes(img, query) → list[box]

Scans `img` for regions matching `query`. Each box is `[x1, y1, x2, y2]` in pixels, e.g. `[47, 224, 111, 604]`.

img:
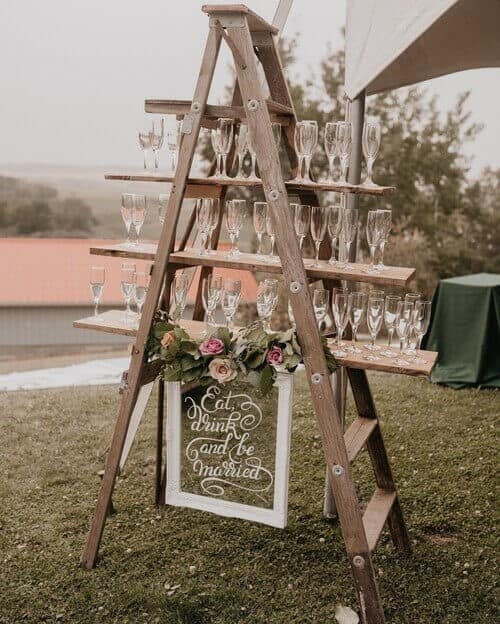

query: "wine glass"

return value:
[412, 300, 432, 363]
[380, 295, 402, 357]
[225, 199, 246, 257]
[327, 198, 343, 264]
[257, 280, 275, 333]
[120, 193, 134, 245]
[150, 118, 164, 170]
[348, 291, 366, 353]
[339, 207, 358, 268]
[293, 204, 310, 251]
[300, 121, 318, 182]
[362, 121, 381, 186]
[235, 123, 249, 179]
[89, 266, 105, 316]
[266, 210, 278, 263]
[138, 122, 153, 170]
[365, 296, 384, 359]
[375, 209, 392, 270]
[253, 202, 267, 257]
[332, 290, 351, 357]
[366, 210, 383, 272]
[336, 121, 352, 183]
[215, 118, 234, 179]
[202, 274, 223, 334]
[157, 193, 170, 226]
[120, 263, 136, 322]
[134, 271, 150, 319]
[313, 288, 329, 330]
[324, 122, 339, 182]
[196, 198, 212, 256]
[221, 278, 241, 328]
[310, 206, 328, 267]
[167, 122, 181, 173]
[132, 194, 146, 245]
[394, 301, 413, 365]
[206, 198, 220, 255]
[171, 273, 189, 322]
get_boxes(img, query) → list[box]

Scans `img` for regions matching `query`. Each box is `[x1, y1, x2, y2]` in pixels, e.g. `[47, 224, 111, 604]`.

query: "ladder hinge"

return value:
[209, 14, 245, 29]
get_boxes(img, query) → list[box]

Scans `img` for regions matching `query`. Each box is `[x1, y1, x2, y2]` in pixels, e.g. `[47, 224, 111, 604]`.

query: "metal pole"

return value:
[324, 90, 366, 519]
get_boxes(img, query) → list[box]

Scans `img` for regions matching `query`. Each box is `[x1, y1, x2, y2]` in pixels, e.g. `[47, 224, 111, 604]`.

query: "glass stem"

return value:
[329, 237, 337, 263]
[315, 241, 321, 264]
[270, 237, 275, 257]
[304, 155, 312, 180]
[94, 302, 99, 316]
[328, 156, 335, 181]
[299, 235, 304, 250]
[371, 334, 376, 348]
[154, 149, 159, 169]
[296, 155, 303, 180]
[341, 157, 348, 182]
[251, 153, 257, 178]
[257, 232, 262, 255]
[237, 153, 244, 177]
[221, 154, 227, 177]
[400, 338, 405, 354]
[366, 159, 373, 183]
[388, 328, 394, 348]
[143, 151, 147, 170]
[353, 326, 358, 343]
[370, 245, 376, 269]
[379, 241, 386, 267]
[417, 334, 423, 352]
[230, 233, 236, 254]
[345, 241, 352, 264]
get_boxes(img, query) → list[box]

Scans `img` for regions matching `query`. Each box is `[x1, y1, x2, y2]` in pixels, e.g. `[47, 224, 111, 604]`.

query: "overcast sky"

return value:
[1, 0, 498, 176]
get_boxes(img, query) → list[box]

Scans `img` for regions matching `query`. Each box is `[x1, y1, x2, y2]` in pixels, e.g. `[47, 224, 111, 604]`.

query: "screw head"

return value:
[289, 281, 302, 294]
[311, 373, 322, 384]
[269, 190, 279, 201]
[352, 555, 365, 568]
[191, 101, 201, 112]
[247, 99, 259, 111]
[332, 464, 344, 477]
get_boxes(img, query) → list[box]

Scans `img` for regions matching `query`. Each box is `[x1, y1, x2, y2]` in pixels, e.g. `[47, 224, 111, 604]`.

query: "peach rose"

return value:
[208, 358, 237, 383]
[161, 330, 176, 348]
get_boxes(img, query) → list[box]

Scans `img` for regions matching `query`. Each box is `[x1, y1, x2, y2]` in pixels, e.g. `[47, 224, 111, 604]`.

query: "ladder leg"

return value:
[348, 367, 412, 554]
[80, 26, 222, 569]
[224, 18, 386, 623]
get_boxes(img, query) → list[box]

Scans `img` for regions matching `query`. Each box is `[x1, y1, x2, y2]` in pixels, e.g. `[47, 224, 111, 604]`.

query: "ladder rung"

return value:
[344, 417, 377, 463]
[363, 488, 397, 552]
[144, 99, 293, 123]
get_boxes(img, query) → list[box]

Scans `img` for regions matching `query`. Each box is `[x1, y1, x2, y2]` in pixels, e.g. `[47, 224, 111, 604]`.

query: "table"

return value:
[425, 273, 500, 388]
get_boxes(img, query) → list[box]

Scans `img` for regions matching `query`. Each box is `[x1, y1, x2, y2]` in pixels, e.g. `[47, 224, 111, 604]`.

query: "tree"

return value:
[16, 201, 53, 235]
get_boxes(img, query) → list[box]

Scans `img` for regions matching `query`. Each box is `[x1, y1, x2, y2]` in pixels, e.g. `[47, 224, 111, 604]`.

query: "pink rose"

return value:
[208, 358, 237, 383]
[161, 330, 175, 348]
[199, 336, 225, 356]
[266, 346, 284, 366]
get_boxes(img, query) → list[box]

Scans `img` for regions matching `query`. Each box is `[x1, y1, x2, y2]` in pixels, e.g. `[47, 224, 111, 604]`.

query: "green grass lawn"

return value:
[0, 373, 497, 623]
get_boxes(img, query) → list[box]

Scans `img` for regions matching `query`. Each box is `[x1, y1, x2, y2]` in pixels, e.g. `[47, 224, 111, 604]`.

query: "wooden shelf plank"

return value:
[363, 488, 397, 552]
[103, 171, 396, 197]
[202, 4, 279, 34]
[73, 311, 437, 377]
[344, 417, 377, 463]
[89, 245, 415, 287]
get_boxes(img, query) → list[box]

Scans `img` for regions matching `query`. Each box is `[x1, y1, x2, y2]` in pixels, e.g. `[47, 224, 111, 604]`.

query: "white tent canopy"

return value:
[345, 0, 500, 100]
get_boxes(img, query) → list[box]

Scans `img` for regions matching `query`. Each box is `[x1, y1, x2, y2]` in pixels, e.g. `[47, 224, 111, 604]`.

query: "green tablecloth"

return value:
[424, 273, 500, 388]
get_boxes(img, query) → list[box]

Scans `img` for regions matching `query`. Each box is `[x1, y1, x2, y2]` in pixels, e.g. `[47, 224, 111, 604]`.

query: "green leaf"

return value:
[246, 349, 267, 369]
[259, 365, 275, 395]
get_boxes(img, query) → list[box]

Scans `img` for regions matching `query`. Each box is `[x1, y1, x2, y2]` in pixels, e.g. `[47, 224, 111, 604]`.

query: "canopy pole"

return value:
[324, 90, 366, 519]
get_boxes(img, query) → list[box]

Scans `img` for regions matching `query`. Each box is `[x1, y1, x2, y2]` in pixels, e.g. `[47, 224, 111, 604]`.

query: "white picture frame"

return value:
[165, 373, 293, 528]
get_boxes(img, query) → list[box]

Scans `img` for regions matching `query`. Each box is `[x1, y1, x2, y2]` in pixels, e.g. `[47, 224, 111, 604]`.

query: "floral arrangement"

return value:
[147, 315, 338, 395]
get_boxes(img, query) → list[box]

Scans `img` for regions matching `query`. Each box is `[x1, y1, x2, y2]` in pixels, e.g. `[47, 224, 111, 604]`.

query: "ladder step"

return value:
[144, 99, 293, 123]
[202, 4, 279, 34]
[363, 488, 397, 552]
[344, 417, 377, 463]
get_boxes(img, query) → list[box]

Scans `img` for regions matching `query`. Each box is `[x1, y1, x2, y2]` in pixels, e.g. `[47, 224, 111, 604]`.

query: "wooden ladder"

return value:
[76, 5, 437, 622]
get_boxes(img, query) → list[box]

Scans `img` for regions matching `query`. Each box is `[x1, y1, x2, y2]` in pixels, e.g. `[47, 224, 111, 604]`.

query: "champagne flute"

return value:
[404, 293, 421, 353]
[171, 273, 189, 322]
[293, 203, 310, 251]
[257, 281, 275, 333]
[290, 122, 305, 182]
[310, 206, 328, 267]
[266, 210, 278, 263]
[380, 295, 402, 357]
[332, 290, 351, 357]
[134, 271, 150, 319]
[339, 206, 358, 268]
[362, 121, 381, 186]
[202, 274, 223, 334]
[253, 202, 267, 257]
[412, 300, 432, 363]
[247, 129, 260, 181]
[89, 266, 105, 316]
[120, 263, 136, 322]
[211, 127, 222, 177]
[348, 291, 366, 353]
[132, 194, 146, 246]
[324, 121, 339, 182]
[394, 301, 413, 365]
[216, 118, 234, 179]
[120, 193, 134, 245]
[206, 198, 220, 255]
[167, 122, 181, 173]
[313, 288, 329, 330]
[221, 278, 241, 328]
[196, 198, 212, 256]
[366, 210, 383, 272]
[300, 120, 318, 182]
[336, 121, 352, 183]
[327, 198, 343, 264]
[365, 296, 384, 359]
[157, 193, 169, 226]
[150, 118, 164, 170]
[235, 123, 249, 179]
[138, 121, 153, 170]
[375, 209, 392, 270]
[225, 199, 246, 257]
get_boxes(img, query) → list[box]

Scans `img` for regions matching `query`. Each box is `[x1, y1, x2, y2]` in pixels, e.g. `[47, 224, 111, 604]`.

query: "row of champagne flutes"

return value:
[195, 197, 392, 271]
[89, 264, 151, 322]
[206, 117, 381, 185]
[312, 289, 432, 365]
[137, 118, 181, 171]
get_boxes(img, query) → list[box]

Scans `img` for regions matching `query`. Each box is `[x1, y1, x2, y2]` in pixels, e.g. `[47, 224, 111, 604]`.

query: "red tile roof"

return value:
[1, 238, 257, 307]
